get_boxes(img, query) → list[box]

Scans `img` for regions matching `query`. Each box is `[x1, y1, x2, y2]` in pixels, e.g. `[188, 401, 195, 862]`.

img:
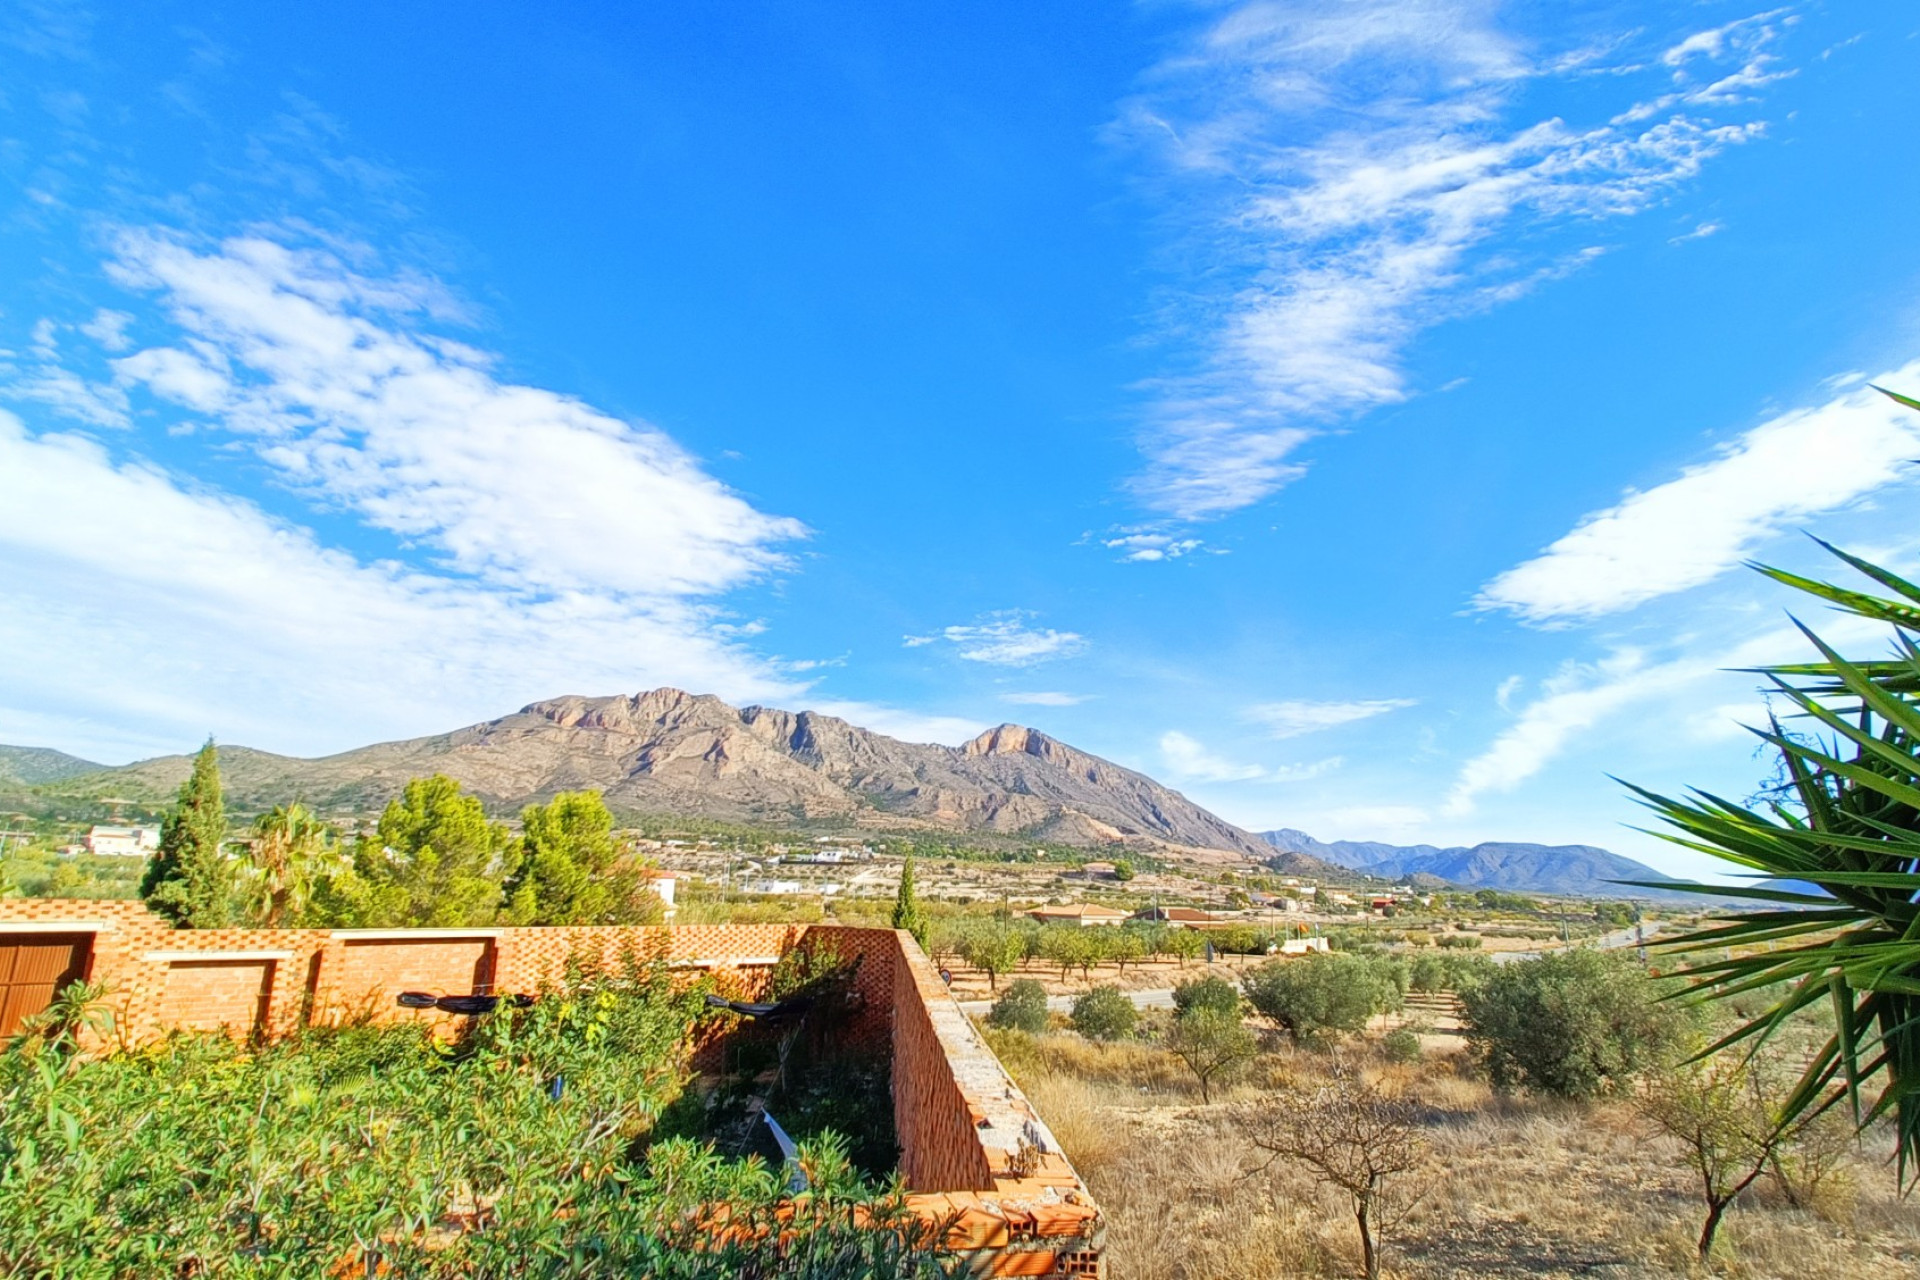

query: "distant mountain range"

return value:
[0, 745, 103, 787]
[13, 689, 1271, 858]
[1260, 828, 1684, 899]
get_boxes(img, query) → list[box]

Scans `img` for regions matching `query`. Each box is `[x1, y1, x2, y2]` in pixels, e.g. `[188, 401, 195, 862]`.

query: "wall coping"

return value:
[144, 949, 297, 962]
[329, 928, 505, 940]
[0, 920, 113, 933]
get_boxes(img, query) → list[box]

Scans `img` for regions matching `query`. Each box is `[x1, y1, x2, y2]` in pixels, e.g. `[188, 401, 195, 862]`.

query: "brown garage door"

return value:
[0, 932, 92, 1036]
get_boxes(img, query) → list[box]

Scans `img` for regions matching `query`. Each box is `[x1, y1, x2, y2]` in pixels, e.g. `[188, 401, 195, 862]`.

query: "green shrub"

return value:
[1437, 933, 1482, 949]
[1165, 1007, 1257, 1103]
[1241, 952, 1405, 1044]
[987, 978, 1051, 1034]
[1172, 974, 1241, 1019]
[1460, 949, 1690, 1099]
[1070, 986, 1138, 1041]
[1381, 1028, 1422, 1063]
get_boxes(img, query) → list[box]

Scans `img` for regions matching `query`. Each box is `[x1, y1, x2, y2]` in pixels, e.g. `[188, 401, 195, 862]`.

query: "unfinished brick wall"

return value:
[0, 900, 1103, 1277]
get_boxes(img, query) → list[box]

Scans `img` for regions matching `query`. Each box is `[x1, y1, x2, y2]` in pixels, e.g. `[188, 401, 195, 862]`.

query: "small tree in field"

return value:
[1243, 1065, 1428, 1280]
[1460, 949, 1687, 1099]
[961, 924, 1026, 991]
[1172, 974, 1241, 1019]
[1070, 986, 1137, 1041]
[1640, 1053, 1810, 1265]
[987, 979, 1050, 1034]
[1242, 952, 1399, 1045]
[1166, 1007, 1255, 1103]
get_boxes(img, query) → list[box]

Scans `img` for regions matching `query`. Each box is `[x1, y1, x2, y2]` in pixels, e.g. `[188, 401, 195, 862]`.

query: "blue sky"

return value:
[3, 1, 1918, 879]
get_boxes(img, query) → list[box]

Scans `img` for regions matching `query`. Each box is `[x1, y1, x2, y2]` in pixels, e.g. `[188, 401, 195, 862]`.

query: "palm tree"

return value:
[245, 803, 333, 928]
[1626, 507, 1920, 1183]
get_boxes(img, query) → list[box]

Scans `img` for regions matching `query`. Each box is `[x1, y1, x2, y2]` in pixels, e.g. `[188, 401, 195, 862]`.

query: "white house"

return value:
[84, 825, 160, 857]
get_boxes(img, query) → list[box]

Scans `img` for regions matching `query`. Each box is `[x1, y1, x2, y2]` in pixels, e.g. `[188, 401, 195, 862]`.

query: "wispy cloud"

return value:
[1669, 219, 1725, 243]
[1117, 2, 1791, 520]
[1160, 731, 1264, 782]
[1159, 730, 1340, 785]
[100, 229, 806, 599]
[1103, 529, 1205, 562]
[1246, 697, 1415, 739]
[905, 611, 1088, 666]
[1476, 362, 1920, 625]
[1000, 691, 1090, 707]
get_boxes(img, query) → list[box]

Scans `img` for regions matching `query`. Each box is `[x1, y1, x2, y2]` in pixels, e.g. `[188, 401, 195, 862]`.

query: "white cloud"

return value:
[102, 229, 806, 599]
[806, 701, 986, 748]
[1118, 3, 1789, 519]
[1476, 364, 1920, 623]
[0, 410, 805, 760]
[1246, 697, 1415, 738]
[909, 611, 1088, 666]
[1103, 530, 1204, 562]
[79, 309, 135, 352]
[1443, 649, 1699, 816]
[1669, 219, 1725, 243]
[1000, 691, 1090, 707]
[1160, 731, 1265, 782]
[1268, 756, 1343, 783]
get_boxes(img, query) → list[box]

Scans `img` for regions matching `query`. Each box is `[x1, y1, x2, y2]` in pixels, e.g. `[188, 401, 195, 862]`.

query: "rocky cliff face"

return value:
[61, 689, 1270, 856]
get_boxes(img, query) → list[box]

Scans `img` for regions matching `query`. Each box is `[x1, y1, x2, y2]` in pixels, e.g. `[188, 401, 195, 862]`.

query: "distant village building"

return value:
[1277, 937, 1331, 955]
[1079, 861, 1118, 880]
[84, 825, 160, 857]
[1026, 903, 1130, 927]
[1130, 905, 1217, 928]
[741, 878, 806, 895]
[640, 870, 679, 920]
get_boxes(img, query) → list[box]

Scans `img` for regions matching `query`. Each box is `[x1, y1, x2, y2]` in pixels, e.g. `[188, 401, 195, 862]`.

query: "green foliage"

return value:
[987, 979, 1050, 1034]
[503, 790, 662, 926]
[1435, 933, 1483, 950]
[1165, 1006, 1256, 1103]
[1627, 532, 1920, 1181]
[1109, 859, 1135, 882]
[890, 856, 929, 950]
[958, 921, 1027, 990]
[0, 957, 944, 1277]
[333, 774, 514, 927]
[240, 802, 337, 927]
[1172, 974, 1241, 1019]
[1380, 1028, 1423, 1064]
[1460, 949, 1689, 1099]
[1069, 986, 1137, 1041]
[1038, 924, 1100, 980]
[1241, 953, 1406, 1045]
[1407, 951, 1494, 995]
[140, 738, 235, 927]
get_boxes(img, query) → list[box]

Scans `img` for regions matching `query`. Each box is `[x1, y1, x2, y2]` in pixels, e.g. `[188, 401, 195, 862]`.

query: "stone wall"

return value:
[0, 899, 1102, 1277]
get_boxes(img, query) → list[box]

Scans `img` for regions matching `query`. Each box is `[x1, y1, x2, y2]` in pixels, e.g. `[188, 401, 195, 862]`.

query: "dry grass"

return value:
[1004, 1036, 1920, 1280]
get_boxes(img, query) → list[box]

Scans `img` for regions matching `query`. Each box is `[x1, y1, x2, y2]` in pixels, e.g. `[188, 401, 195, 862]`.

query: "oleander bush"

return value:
[0, 953, 946, 1279]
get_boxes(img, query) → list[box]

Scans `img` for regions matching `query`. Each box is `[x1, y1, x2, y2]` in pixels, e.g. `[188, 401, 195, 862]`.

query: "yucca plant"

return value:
[1624, 398, 1920, 1183]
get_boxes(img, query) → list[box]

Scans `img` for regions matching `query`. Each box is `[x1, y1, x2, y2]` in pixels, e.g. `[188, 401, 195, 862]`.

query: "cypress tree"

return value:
[141, 738, 235, 928]
[891, 854, 929, 951]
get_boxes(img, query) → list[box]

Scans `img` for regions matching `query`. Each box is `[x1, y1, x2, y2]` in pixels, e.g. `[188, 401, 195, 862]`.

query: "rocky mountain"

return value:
[0, 745, 103, 786]
[1260, 828, 1682, 898]
[29, 689, 1272, 857]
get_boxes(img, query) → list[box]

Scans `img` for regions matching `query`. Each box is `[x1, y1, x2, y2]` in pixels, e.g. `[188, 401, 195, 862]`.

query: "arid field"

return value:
[991, 1016, 1920, 1280]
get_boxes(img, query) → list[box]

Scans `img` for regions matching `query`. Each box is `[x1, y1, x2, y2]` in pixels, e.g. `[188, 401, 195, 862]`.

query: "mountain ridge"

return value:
[1260, 827, 1682, 898]
[27, 688, 1273, 858]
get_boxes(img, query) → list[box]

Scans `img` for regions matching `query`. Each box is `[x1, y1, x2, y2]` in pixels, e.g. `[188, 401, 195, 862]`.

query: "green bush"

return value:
[1070, 986, 1138, 1041]
[987, 978, 1051, 1034]
[1380, 1028, 1423, 1063]
[1460, 949, 1690, 1099]
[1437, 933, 1483, 949]
[1241, 952, 1405, 1044]
[0, 960, 941, 1277]
[1172, 974, 1241, 1019]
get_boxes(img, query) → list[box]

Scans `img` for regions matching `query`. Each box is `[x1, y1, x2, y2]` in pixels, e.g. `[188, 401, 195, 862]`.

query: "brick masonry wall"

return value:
[0, 901, 1103, 1277]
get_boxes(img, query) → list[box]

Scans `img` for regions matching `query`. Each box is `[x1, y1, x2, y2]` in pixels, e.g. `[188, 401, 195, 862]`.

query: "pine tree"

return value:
[141, 738, 235, 928]
[891, 855, 929, 951]
[502, 790, 660, 925]
[350, 774, 513, 928]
